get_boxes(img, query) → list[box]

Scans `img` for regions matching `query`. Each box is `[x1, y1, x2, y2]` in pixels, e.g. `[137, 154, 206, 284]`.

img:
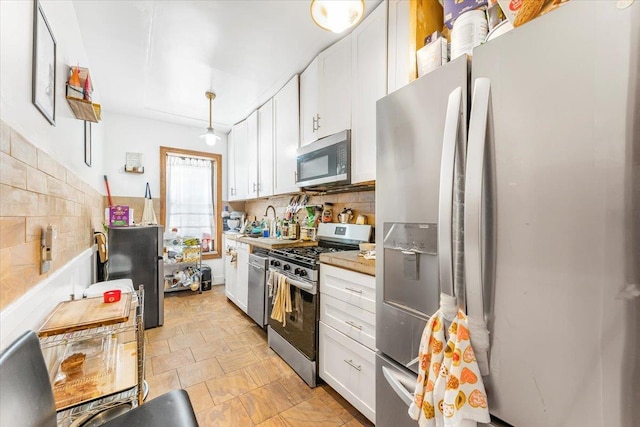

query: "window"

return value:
[160, 147, 222, 260]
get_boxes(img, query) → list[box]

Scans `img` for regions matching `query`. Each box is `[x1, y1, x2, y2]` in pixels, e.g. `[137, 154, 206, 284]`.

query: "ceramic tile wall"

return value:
[244, 190, 375, 228]
[0, 121, 104, 310]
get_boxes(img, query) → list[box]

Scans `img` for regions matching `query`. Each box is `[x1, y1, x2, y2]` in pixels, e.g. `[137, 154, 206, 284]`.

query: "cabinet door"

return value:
[319, 322, 376, 423]
[300, 58, 319, 147]
[224, 239, 237, 301]
[320, 293, 376, 351]
[227, 129, 236, 201]
[258, 100, 274, 197]
[318, 35, 352, 139]
[320, 264, 376, 313]
[273, 75, 300, 195]
[351, 1, 387, 184]
[246, 111, 259, 199]
[233, 120, 249, 200]
[387, 0, 411, 93]
[235, 242, 249, 313]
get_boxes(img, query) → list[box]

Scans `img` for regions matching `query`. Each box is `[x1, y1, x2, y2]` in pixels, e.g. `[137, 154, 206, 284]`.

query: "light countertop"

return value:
[319, 250, 375, 276]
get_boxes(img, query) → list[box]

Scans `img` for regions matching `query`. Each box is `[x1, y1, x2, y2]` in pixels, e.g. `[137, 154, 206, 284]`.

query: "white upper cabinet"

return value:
[300, 57, 320, 146]
[318, 34, 352, 139]
[226, 128, 235, 201]
[232, 119, 249, 201]
[351, 1, 388, 184]
[300, 35, 352, 146]
[387, 0, 411, 94]
[273, 75, 300, 195]
[246, 111, 259, 199]
[258, 99, 274, 197]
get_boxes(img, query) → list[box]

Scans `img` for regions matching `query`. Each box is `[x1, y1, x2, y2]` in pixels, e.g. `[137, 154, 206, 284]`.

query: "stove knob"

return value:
[294, 268, 302, 275]
[283, 264, 291, 271]
[271, 260, 280, 267]
[299, 270, 307, 277]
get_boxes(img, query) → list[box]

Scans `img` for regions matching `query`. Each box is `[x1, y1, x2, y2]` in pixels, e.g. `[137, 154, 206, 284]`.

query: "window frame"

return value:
[160, 146, 222, 260]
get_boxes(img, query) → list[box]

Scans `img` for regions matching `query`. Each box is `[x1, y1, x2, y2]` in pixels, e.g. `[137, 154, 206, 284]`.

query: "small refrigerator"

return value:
[107, 226, 164, 328]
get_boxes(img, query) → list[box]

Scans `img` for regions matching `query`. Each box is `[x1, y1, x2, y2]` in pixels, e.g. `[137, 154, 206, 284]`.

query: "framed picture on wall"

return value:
[32, 0, 57, 126]
[84, 121, 92, 167]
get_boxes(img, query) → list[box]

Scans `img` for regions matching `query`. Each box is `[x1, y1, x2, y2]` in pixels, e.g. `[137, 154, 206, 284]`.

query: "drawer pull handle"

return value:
[345, 287, 362, 294]
[344, 359, 362, 371]
[345, 320, 362, 330]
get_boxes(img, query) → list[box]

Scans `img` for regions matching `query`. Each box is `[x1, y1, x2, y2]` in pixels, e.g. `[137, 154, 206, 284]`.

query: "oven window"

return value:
[300, 155, 329, 180]
[269, 287, 317, 360]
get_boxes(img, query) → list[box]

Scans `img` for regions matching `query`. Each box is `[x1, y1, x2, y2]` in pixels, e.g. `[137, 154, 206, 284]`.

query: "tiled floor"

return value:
[145, 285, 374, 427]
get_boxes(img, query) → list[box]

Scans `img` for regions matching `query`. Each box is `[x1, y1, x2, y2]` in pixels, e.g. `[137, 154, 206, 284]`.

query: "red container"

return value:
[103, 289, 122, 303]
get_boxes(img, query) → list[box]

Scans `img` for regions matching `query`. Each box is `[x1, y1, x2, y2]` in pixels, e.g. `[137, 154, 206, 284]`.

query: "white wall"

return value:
[0, 0, 106, 193]
[102, 112, 228, 282]
[0, 1, 104, 346]
[0, 1, 228, 343]
[0, 247, 95, 351]
[101, 112, 228, 199]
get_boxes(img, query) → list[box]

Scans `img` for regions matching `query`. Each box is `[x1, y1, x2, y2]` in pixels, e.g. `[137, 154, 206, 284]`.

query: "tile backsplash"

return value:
[243, 189, 375, 229]
[0, 121, 104, 310]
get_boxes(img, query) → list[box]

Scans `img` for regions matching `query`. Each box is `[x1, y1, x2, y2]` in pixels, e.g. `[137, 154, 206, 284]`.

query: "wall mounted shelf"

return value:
[66, 93, 101, 122]
[124, 165, 145, 174]
[66, 66, 101, 123]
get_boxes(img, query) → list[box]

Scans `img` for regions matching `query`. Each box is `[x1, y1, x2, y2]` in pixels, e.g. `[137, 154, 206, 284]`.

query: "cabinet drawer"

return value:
[320, 293, 376, 351]
[319, 322, 375, 423]
[320, 264, 375, 313]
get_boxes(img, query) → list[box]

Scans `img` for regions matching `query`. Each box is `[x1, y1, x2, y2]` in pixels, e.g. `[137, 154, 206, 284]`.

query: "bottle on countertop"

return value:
[222, 206, 230, 218]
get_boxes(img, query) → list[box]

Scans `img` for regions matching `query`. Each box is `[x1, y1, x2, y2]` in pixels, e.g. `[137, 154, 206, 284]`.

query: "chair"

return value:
[0, 331, 199, 427]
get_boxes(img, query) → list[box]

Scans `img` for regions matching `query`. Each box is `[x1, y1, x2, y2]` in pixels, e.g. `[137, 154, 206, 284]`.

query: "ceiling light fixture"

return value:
[201, 91, 221, 146]
[310, 0, 365, 34]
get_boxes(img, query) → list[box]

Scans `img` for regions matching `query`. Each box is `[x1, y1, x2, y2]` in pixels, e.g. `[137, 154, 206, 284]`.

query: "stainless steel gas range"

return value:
[267, 223, 372, 387]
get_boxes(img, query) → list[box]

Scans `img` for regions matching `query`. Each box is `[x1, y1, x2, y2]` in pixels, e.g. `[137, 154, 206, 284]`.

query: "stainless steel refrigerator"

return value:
[107, 226, 164, 329]
[375, 2, 639, 427]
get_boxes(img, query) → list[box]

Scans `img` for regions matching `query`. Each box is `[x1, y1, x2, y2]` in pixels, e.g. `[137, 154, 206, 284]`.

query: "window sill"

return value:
[202, 252, 221, 261]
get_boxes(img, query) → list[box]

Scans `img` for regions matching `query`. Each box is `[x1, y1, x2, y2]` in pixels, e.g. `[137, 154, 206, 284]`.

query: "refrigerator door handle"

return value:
[465, 78, 490, 321]
[464, 78, 492, 375]
[438, 87, 463, 298]
[382, 366, 415, 407]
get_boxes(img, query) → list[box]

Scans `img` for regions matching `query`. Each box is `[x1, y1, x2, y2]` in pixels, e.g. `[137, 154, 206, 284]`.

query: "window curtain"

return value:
[165, 154, 215, 238]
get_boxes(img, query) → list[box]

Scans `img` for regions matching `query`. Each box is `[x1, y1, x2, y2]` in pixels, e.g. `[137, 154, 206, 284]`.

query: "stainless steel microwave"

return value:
[295, 130, 351, 188]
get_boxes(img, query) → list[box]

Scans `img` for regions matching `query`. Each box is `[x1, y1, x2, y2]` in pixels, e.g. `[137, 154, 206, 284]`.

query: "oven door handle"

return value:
[269, 269, 316, 293]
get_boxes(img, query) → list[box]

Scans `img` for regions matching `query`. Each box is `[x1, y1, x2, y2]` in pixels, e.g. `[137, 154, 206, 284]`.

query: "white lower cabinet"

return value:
[235, 242, 249, 313]
[320, 264, 376, 313]
[320, 293, 376, 351]
[319, 264, 376, 424]
[224, 238, 237, 301]
[223, 237, 249, 314]
[319, 322, 376, 423]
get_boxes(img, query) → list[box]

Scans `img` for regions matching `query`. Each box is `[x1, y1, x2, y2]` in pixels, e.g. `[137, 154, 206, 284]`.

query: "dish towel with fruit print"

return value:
[409, 296, 490, 427]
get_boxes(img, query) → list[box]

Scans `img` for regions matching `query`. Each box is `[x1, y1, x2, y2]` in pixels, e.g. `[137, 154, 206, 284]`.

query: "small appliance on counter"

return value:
[224, 211, 244, 232]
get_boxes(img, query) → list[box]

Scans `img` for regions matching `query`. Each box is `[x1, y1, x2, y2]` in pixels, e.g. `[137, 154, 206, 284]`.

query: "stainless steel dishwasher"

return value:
[247, 250, 269, 327]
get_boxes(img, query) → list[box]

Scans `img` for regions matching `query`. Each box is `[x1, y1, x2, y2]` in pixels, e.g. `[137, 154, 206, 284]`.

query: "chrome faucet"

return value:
[264, 205, 277, 237]
[264, 205, 277, 220]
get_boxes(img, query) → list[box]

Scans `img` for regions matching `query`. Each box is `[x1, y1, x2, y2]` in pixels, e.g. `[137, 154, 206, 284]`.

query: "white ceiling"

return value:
[72, 0, 383, 133]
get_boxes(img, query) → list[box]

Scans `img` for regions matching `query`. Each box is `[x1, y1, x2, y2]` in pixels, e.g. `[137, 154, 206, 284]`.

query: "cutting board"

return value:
[38, 293, 132, 337]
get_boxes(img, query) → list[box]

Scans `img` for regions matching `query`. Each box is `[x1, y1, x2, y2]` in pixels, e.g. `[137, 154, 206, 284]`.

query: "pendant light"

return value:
[201, 91, 221, 146]
[310, 0, 365, 33]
